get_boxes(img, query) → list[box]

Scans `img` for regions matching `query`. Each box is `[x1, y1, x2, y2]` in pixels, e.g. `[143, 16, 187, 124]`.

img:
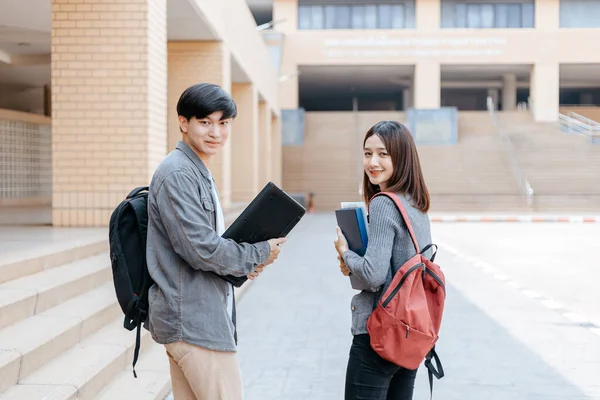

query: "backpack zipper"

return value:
[382, 263, 423, 308]
[425, 269, 446, 292]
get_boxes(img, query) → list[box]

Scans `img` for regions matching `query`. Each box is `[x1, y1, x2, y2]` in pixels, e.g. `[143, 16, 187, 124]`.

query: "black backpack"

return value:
[108, 186, 154, 378]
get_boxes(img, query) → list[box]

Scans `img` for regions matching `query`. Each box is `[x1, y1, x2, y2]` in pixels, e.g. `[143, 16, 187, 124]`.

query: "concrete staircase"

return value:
[418, 112, 529, 212]
[0, 232, 170, 400]
[499, 112, 600, 212]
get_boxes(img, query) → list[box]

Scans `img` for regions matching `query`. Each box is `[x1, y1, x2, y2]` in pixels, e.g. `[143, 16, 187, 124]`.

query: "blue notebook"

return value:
[335, 207, 374, 291]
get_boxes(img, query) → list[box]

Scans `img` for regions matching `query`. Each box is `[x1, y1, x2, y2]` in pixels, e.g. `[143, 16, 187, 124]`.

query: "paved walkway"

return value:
[235, 214, 600, 400]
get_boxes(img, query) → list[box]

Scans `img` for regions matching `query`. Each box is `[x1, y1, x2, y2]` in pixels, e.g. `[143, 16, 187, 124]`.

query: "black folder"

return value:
[220, 182, 306, 287]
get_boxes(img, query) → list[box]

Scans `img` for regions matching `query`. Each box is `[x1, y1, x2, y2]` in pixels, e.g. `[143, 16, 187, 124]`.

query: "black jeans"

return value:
[345, 334, 418, 400]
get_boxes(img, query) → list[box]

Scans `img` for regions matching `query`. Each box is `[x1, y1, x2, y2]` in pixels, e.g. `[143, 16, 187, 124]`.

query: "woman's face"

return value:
[363, 134, 394, 191]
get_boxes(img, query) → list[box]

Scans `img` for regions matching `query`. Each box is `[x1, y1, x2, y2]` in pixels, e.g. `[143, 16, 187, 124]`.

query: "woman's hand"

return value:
[338, 255, 351, 276]
[334, 226, 349, 258]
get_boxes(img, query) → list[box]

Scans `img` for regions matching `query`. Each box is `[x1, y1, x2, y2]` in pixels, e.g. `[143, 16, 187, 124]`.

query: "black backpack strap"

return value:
[132, 316, 142, 378]
[129, 195, 150, 304]
[424, 347, 444, 399]
[127, 189, 149, 379]
[420, 244, 438, 262]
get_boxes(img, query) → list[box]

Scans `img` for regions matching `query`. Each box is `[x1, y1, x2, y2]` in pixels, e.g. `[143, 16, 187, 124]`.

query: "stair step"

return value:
[3, 317, 152, 400]
[95, 342, 170, 400]
[0, 384, 78, 400]
[0, 235, 107, 284]
[0, 284, 119, 393]
[0, 252, 110, 329]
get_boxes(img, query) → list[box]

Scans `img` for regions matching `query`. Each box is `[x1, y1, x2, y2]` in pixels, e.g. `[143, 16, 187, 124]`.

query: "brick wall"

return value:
[258, 101, 272, 187]
[51, 0, 167, 226]
[231, 83, 259, 202]
[167, 41, 233, 207]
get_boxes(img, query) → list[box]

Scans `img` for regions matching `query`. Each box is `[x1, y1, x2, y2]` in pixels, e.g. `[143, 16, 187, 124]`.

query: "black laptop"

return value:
[220, 182, 306, 286]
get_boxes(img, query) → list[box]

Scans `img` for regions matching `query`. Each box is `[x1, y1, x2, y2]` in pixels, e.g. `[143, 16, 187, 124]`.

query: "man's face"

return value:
[179, 111, 232, 163]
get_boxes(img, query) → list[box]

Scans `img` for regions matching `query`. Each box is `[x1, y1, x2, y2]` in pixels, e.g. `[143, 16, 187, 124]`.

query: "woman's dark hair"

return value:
[362, 120, 430, 213]
[177, 83, 237, 122]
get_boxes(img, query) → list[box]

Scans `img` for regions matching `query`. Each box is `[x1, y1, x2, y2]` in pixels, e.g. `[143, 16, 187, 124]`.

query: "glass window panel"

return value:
[391, 5, 406, 28]
[335, 6, 351, 29]
[298, 5, 312, 29]
[495, 4, 508, 28]
[379, 5, 393, 29]
[522, 3, 534, 28]
[455, 4, 467, 28]
[467, 4, 481, 28]
[311, 6, 324, 29]
[507, 4, 521, 28]
[352, 5, 365, 29]
[365, 5, 378, 29]
[324, 5, 336, 29]
[481, 4, 494, 28]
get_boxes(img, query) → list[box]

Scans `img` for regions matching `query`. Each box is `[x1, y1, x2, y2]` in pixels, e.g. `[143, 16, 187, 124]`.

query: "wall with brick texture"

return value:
[231, 83, 259, 202]
[51, 0, 167, 226]
[258, 101, 272, 188]
[167, 41, 233, 207]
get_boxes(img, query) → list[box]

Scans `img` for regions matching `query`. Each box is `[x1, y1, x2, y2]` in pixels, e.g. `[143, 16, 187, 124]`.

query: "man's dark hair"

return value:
[177, 83, 237, 122]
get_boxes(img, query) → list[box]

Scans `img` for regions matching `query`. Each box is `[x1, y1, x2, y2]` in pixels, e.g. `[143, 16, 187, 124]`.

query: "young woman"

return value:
[334, 120, 432, 400]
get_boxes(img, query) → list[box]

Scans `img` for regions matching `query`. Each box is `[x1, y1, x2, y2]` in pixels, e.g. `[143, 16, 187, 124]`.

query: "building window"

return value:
[445, 2, 535, 29]
[560, 0, 600, 28]
[298, 3, 411, 30]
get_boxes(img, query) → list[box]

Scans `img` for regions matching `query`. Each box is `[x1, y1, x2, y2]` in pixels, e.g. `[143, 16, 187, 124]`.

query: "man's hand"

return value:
[263, 237, 287, 267]
[247, 264, 265, 280]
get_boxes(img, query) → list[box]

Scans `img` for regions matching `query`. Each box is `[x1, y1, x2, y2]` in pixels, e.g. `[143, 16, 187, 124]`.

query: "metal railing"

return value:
[558, 111, 600, 140]
[487, 99, 534, 206]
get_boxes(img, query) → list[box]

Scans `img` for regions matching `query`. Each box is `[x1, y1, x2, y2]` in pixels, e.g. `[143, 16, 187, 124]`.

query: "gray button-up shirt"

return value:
[146, 141, 271, 352]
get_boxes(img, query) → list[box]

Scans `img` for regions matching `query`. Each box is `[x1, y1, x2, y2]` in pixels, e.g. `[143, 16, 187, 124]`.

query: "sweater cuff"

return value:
[342, 250, 356, 269]
[256, 241, 272, 266]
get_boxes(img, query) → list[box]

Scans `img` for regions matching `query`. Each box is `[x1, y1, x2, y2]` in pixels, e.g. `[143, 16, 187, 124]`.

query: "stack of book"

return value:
[335, 202, 374, 291]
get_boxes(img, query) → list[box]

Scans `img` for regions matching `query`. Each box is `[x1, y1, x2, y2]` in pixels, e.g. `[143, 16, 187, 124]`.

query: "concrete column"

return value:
[403, 88, 413, 110]
[273, 0, 298, 33]
[274, 0, 298, 109]
[502, 74, 517, 111]
[279, 62, 299, 109]
[531, 62, 559, 122]
[271, 115, 283, 187]
[535, 0, 560, 30]
[416, 0, 441, 31]
[167, 41, 232, 208]
[231, 83, 259, 202]
[414, 62, 441, 109]
[258, 101, 273, 187]
[51, 0, 167, 227]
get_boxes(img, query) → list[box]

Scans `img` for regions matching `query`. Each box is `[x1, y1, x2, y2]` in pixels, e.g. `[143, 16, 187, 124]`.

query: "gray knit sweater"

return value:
[343, 193, 432, 336]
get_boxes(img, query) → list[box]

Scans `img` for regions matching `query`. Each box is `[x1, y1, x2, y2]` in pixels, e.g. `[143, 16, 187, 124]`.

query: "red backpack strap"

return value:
[370, 192, 419, 254]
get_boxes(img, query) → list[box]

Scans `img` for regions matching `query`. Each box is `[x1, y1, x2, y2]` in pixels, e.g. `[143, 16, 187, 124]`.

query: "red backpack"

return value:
[366, 192, 446, 395]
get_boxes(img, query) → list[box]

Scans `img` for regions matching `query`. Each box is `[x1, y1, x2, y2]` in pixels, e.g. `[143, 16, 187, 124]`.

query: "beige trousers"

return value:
[165, 341, 243, 400]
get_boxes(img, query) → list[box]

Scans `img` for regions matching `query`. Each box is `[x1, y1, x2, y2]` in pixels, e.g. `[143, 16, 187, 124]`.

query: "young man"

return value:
[146, 83, 286, 399]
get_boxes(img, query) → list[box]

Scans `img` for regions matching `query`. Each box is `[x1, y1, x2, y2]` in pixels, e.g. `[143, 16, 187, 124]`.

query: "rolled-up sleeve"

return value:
[156, 170, 271, 276]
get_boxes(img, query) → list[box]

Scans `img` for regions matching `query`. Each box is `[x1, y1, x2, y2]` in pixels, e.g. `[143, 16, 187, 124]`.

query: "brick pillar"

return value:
[258, 101, 272, 187]
[271, 115, 282, 187]
[51, 0, 167, 227]
[167, 41, 232, 207]
[231, 83, 259, 202]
